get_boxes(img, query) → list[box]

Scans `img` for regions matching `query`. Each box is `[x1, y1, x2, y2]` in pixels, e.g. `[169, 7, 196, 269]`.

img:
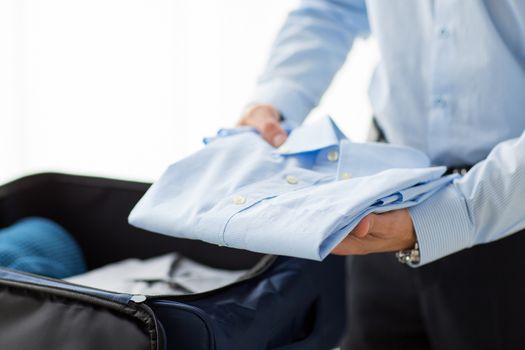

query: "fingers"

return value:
[331, 235, 368, 255]
[331, 216, 373, 255]
[331, 210, 416, 256]
[258, 119, 287, 147]
[351, 215, 372, 238]
[332, 228, 386, 255]
[331, 216, 376, 255]
[238, 104, 288, 147]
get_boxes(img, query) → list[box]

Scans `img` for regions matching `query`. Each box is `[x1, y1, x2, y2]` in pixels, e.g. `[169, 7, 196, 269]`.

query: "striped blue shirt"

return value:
[250, 0, 525, 264]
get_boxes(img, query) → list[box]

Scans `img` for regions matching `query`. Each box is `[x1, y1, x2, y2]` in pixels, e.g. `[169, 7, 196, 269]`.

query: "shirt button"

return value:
[433, 97, 448, 109]
[438, 27, 450, 39]
[232, 195, 246, 205]
[340, 172, 352, 180]
[286, 175, 298, 184]
[327, 151, 339, 162]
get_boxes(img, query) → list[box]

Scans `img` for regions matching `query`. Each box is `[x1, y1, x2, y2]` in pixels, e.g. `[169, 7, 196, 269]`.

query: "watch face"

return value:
[395, 243, 420, 265]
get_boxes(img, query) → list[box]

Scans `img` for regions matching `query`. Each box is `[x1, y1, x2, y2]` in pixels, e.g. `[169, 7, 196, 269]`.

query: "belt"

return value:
[444, 165, 472, 175]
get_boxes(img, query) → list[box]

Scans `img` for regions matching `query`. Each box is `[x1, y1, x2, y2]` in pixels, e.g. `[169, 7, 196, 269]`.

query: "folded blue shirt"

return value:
[129, 116, 458, 260]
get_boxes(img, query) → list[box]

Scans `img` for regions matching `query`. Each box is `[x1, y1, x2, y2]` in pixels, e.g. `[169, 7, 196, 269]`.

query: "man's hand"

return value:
[238, 104, 288, 147]
[332, 209, 416, 255]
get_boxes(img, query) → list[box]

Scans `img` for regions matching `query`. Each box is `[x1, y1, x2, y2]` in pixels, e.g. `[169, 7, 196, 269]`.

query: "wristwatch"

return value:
[396, 242, 420, 265]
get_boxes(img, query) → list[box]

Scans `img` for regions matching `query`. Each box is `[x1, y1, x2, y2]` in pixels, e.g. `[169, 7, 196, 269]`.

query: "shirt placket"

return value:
[428, 0, 455, 164]
[335, 141, 358, 181]
[314, 144, 347, 180]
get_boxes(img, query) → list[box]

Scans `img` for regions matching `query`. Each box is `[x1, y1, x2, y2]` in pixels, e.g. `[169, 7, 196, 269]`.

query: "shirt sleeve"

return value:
[409, 130, 525, 265]
[249, 0, 370, 128]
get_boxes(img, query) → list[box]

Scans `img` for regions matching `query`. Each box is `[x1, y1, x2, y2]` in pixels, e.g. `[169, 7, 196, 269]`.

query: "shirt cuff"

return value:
[249, 79, 315, 129]
[408, 184, 474, 266]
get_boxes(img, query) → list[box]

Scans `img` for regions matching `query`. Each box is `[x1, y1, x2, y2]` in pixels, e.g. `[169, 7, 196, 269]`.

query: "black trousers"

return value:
[340, 229, 525, 350]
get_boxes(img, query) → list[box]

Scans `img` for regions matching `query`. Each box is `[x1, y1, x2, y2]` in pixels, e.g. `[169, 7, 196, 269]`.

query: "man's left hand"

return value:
[332, 209, 416, 255]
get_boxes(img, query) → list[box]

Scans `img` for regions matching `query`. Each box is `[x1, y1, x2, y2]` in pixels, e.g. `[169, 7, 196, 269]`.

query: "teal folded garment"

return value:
[0, 217, 87, 278]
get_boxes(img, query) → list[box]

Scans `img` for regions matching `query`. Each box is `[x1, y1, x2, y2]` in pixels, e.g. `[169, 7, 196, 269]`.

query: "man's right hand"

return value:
[238, 104, 288, 148]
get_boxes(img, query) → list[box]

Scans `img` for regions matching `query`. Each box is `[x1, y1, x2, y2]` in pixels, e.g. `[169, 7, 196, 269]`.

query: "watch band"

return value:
[396, 242, 420, 265]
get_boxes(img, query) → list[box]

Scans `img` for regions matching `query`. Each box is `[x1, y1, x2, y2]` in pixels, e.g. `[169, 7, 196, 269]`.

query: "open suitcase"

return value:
[0, 173, 347, 350]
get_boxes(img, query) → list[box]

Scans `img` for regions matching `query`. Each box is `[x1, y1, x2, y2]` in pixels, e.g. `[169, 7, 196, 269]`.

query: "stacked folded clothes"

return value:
[129, 116, 458, 261]
[66, 253, 246, 295]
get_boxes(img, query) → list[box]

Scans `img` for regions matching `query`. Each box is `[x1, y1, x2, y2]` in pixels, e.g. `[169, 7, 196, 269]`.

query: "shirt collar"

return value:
[275, 115, 347, 155]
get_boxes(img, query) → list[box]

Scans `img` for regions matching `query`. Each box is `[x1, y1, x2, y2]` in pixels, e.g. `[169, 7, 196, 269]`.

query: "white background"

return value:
[0, 0, 378, 184]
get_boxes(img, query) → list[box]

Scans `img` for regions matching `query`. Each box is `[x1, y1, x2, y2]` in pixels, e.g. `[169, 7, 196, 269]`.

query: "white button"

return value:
[340, 172, 352, 180]
[232, 195, 246, 205]
[327, 151, 339, 161]
[278, 147, 289, 154]
[286, 175, 298, 184]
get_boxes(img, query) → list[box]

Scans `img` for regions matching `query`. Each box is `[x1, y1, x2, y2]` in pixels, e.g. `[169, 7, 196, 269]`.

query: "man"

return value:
[238, 1, 525, 349]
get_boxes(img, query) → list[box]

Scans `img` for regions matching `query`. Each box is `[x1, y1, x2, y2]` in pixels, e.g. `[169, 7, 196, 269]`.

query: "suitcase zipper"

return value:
[131, 294, 148, 303]
[0, 253, 277, 304]
[129, 297, 166, 350]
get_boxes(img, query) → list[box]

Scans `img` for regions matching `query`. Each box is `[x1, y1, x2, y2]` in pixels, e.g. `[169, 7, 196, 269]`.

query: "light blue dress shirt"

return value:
[129, 116, 457, 261]
[250, 0, 525, 264]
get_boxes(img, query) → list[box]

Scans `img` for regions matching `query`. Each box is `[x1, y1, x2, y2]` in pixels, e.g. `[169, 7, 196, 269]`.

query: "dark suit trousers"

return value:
[340, 230, 525, 350]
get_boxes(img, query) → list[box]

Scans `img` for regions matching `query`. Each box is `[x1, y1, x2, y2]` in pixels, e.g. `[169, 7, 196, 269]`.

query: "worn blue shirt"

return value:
[250, 0, 525, 264]
[129, 116, 457, 261]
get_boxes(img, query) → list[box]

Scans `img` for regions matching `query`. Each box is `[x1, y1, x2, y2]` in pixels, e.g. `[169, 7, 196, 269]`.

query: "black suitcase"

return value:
[0, 173, 347, 349]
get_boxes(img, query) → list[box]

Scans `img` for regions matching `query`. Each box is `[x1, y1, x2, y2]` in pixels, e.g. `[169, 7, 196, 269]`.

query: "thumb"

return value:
[254, 118, 287, 147]
[238, 105, 287, 147]
[350, 215, 372, 238]
[270, 129, 287, 148]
